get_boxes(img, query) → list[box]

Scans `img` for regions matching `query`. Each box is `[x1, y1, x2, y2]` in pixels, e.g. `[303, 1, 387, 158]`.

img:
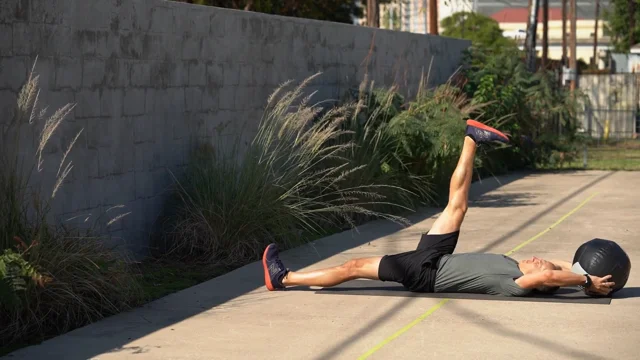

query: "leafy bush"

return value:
[460, 47, 588, 171]
[157, 74, 412, 266]
[441, 11, 519, 53]
[334, 79, 433, 216]
[0, 60, 142, 349]
[340, 75, 489, 208]
[390, 77, 488, 195]
[1, 230, 143, 348]
[157, 71, 506, 268]
[0, 241, 48, 312]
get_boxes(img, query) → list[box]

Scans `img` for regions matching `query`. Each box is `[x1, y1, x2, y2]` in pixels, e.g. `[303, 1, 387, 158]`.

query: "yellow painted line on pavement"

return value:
[357, 192, 599, 360]
[503, 192, 599, 256]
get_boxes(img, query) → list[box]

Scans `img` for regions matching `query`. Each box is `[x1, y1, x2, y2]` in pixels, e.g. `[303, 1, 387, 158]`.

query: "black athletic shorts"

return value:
[378, 231, 460, 292]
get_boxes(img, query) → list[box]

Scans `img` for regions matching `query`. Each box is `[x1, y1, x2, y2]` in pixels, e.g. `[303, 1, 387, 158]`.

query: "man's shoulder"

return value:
[499, 276, 534, 296]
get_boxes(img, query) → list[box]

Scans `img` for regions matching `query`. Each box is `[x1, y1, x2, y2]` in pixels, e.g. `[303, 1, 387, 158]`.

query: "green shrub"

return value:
[157, 74, 412, 266]
[460, 47, 588, 171]
[1, 60, 142, 349]
[0, 243, 47, 312]
[392, 77, 489, 196]
[335, 78, 433, 216]
[1, 231, 143, 348]
[342, 75, 490, 207]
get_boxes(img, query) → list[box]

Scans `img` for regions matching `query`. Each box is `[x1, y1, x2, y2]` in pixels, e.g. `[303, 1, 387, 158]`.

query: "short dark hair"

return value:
[536, 285, 560, 294]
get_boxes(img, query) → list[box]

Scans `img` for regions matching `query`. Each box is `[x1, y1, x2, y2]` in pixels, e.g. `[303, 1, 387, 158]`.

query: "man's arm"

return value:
[515, 270, 615, 295]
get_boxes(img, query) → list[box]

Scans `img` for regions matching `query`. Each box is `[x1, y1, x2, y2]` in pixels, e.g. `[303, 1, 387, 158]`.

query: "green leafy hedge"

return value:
[460, 47, 588, 173]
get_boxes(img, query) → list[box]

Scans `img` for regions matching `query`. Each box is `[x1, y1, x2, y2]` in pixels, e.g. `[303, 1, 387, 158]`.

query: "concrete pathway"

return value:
[5, 170, 639, 360]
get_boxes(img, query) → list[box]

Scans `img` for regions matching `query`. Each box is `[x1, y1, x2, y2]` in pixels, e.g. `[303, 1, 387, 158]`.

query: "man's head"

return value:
[518, 256, 562, 294]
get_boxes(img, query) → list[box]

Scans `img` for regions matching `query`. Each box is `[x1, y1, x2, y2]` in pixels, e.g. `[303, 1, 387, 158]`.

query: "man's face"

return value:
[519, 256, 559, 274]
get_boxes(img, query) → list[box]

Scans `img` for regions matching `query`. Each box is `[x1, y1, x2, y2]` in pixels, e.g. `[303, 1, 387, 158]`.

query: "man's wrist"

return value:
[579, 274, 593, 290]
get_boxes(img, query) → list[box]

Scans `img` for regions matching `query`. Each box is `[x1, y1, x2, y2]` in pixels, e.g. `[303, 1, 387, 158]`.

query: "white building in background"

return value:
[375, 0, 474, 34]
[374, 0, 609, 51]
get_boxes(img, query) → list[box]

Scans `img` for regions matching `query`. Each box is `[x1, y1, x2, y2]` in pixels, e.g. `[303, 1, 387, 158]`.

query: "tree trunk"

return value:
[562, 0, 567, 66]
[428, 0, 438, 35]
[542, 0, 548, 69]
[525, 0, 540, 72]
[367, 0, 380, 27]
[592, 0, 599, 69]
[629, 0, 636, 49]
[570, 0, 577, 91]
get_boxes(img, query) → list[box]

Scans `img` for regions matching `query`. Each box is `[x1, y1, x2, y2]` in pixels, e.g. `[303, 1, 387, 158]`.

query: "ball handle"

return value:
[571, 262, 596, 296]
[571, 262, 588, 275]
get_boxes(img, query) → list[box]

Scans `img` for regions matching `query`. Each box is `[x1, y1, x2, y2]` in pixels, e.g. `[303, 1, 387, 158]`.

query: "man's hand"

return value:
[586, 274, 615, 296]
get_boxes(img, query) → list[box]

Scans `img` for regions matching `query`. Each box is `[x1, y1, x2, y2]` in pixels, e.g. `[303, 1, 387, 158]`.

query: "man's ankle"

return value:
[281, 270, 292, 286]
[464, 135, 478, 146]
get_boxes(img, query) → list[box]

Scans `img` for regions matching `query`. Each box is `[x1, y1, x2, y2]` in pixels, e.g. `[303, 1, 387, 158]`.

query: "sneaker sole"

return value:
[262, 245, 275, 291]
[467, 119, 509, 142]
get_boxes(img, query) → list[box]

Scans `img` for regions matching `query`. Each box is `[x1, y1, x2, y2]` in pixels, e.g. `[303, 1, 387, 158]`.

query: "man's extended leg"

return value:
[262, 243, 381, 290]
[425, 120, 509, 236]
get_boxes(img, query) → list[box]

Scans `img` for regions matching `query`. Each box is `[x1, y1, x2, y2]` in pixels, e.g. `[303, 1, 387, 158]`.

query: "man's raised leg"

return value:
[427, 120, 509, 235]
[262, 243, 382, 290]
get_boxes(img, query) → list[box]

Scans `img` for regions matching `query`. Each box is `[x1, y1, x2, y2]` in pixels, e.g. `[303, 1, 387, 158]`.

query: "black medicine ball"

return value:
[572, 238, 631, 293]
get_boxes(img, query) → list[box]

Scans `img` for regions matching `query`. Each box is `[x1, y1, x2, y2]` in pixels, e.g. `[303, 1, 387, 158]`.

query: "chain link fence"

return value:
[577, 73, 640, 140]
[563, 73, 640, 170]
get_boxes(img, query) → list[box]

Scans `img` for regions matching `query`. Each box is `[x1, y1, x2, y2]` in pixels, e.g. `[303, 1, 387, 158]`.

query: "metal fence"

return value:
[577, 73, 640, 140]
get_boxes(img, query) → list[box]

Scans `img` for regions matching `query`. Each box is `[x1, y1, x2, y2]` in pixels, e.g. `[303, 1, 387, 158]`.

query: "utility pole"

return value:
[561, 0, 567, 66]
[525, 0, 540, 72]
[524, 0, 532, 48]
[570, 0, 577, 91]
[428, 0, 438, 35]
[424, 0, 428, 34]
[367, 0, 380, 27]
[630, 0, 636, 50]
[593, 0, 599, 69]
[542, 0, 549, 69]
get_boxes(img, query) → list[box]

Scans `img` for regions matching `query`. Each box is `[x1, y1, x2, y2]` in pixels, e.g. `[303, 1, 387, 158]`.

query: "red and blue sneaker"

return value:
[262, 243, 289, 291]
[465, 119, 510, 145]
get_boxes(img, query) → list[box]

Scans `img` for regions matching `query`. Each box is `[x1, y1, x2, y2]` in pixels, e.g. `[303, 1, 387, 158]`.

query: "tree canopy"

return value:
[441, 11, 518, 53]
[175, 0, 363, 24]
[602, 0, 640, 53]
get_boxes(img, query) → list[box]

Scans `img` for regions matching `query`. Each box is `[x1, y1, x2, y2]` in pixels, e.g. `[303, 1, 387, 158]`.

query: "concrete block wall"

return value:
[0, 0, 470, 254]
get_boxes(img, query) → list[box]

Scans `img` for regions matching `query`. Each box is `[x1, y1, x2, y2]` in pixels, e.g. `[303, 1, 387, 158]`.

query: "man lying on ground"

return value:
[261, 120, 615, 297]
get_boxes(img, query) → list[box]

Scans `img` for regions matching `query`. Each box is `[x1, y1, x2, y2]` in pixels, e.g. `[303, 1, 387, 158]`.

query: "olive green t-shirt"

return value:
[434, 253, 533, 296]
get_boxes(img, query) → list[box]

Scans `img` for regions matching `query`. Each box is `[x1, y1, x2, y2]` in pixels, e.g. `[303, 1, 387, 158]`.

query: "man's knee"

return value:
[341, 258, 379, 279]
[428, 204, 466, 236]
[445, 204, 467, 223]
[448, 194, 468, 215]
[340, 259, 357, 277]
[456, 203, 468, 216]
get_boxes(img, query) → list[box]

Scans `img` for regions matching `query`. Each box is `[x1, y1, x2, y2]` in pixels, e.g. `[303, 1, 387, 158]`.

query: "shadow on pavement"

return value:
[469, 192, 538, 208]
[473, 170, 615, 254]
[5, 171, 532, 359]
[613, 287, 640, 299]
[311, 171, 615, 359]
[312, 296, 417, 360]
[444, 302, 611, 360]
